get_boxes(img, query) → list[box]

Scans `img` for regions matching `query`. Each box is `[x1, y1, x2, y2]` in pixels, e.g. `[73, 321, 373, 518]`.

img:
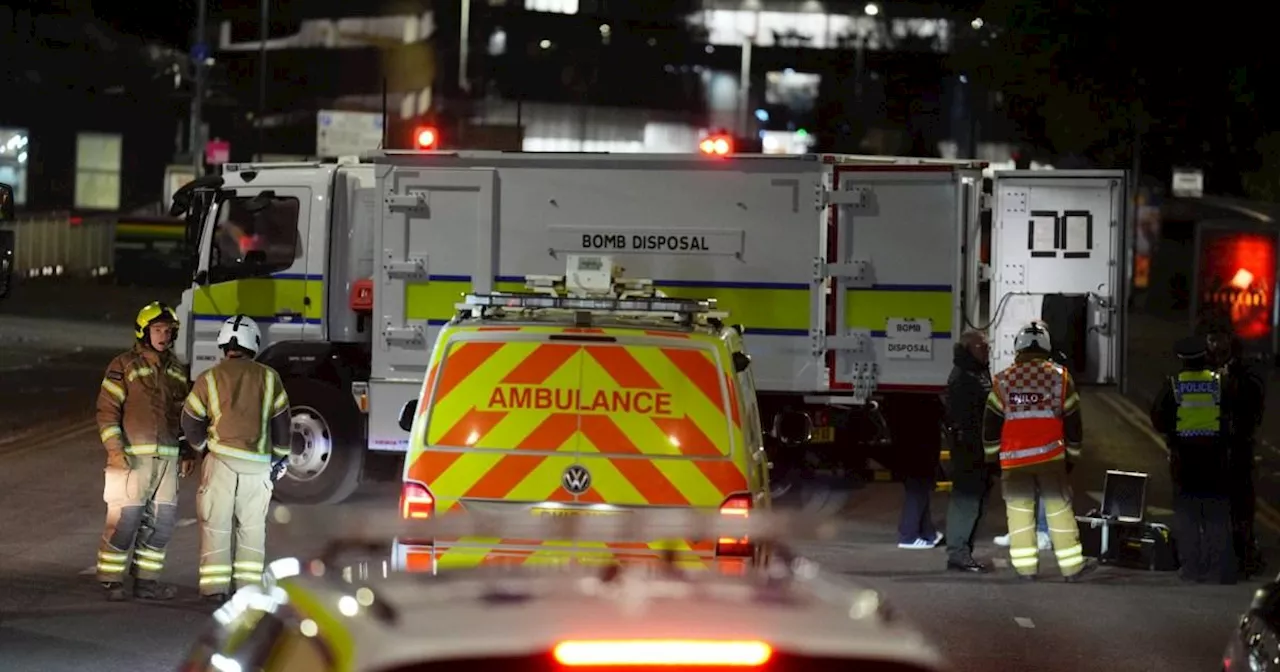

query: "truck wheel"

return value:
[273, 378, 363, 505]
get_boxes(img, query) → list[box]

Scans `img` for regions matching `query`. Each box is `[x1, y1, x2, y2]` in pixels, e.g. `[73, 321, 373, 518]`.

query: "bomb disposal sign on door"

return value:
[885, 318, 933, 360]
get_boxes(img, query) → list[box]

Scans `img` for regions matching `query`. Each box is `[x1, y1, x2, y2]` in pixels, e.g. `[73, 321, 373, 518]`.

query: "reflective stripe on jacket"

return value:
[985, 357, 1078, 469]
[182, 357, 290, 470]
[96, 344, 189, 458]
[1172, 370, 1221, 438]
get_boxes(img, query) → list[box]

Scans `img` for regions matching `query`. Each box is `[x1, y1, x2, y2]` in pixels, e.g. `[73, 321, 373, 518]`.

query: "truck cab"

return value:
[170, 162, 378, 504]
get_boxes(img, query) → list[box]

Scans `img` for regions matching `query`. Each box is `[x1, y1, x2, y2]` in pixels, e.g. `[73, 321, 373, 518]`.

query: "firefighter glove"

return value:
[105, 449, 131, 471]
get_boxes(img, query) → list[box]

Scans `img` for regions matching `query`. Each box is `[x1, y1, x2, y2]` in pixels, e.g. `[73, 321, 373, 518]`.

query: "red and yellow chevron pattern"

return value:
[405, 325, 752, 511]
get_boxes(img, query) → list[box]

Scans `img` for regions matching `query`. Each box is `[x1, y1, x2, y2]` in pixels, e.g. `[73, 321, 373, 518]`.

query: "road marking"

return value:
[1013, 617, 1035, 628]
[1097, 391, 1280, 535]
[78, 566, 96, 576]
[992, 557, 1009, 568]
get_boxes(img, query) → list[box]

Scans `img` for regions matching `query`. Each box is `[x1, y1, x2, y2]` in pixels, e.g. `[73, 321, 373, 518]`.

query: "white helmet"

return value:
[217, 314, 262, 355]
[1013, 322, 1052, 353]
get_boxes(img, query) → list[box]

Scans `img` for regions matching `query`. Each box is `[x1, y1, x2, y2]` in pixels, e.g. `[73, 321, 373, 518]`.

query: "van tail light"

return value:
[400, 481, 435, 520]
[554, 640, 772, 666]
[716, 494, 753, 557]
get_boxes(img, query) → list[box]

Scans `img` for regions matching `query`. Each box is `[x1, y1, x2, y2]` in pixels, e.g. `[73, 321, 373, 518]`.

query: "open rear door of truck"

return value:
[370, 164, 498, 452]
[824, 161, 981, 399]
[988, 170, 1128, 385]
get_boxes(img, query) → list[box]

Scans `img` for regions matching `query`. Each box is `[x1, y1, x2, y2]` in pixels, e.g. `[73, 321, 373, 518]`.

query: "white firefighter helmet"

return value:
[1013, 322, 1052, 353]
[217, 314, 262, 355]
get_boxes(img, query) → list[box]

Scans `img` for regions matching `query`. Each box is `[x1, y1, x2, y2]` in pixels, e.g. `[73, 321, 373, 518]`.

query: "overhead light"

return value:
[539, 39, 551, 49]
[864, 2, 880, 16]
[971, 17, 984, 29]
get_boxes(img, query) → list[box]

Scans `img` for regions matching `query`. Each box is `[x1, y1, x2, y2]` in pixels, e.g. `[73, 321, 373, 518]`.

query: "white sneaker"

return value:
[932, 531, 944, 547]
[898, 538, 936, 550]
[1038, 531, 1052, 550]
[994, 534, 1010, 547]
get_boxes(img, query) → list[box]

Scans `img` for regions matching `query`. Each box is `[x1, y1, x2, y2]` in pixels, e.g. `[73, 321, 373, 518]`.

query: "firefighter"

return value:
[1198, 315, 1266, 577]
[983, 322, 1092, 582]
[1150, 335, 1237, 584]
[181, 315, 291, 602]
[95, 301, 191, 601]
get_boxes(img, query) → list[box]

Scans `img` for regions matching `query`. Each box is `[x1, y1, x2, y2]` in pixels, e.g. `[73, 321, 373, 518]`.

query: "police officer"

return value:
[983, 323, 1092, 582]
[1150, 335, 1237, 584]
[1199, 316, 1266, 577]
[943, 330, 994, 572]
[180, 315, 291, 602]
[94, 302, 191, 601]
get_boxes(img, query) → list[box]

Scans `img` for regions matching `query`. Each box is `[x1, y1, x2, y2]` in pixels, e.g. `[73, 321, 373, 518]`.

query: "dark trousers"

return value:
[899, 476, 939, 544]
[945, 464, 993, 561]
[1229, 446, 1260, 572]
[1174, 492, 1237, 584]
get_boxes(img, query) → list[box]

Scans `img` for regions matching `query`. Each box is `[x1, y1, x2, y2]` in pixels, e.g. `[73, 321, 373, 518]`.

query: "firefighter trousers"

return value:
[97, 457, 179, 583]
[1001, 465, 1085, 577]
[196, 455, 273, 596]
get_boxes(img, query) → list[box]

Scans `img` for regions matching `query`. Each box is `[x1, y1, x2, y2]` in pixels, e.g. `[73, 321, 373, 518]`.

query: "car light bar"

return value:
[461, 292, 718, 315]
[554, 640, 772, 667]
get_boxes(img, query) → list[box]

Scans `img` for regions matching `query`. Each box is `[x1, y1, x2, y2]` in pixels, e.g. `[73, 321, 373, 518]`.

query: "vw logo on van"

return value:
[561, 465, 592, 495]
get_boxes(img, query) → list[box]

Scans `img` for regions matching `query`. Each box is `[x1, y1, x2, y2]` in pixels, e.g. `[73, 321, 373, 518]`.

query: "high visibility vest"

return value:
[993, 359, 1069, 469]
[1172, 370, 1221, 438]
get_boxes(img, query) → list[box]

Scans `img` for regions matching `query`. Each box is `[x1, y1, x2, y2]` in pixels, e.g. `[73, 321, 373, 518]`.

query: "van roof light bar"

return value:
[457, 292, 726, 318]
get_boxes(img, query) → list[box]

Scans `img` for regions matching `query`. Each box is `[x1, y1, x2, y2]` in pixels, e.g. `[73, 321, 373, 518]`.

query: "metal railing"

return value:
[0, 212, 115, 279]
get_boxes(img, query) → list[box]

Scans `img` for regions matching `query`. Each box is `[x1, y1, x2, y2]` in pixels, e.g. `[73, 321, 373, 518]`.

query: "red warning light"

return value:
[699, 135, 733, 156]
[414, 126, 438, 150]
[1197, 230, 1277, 341]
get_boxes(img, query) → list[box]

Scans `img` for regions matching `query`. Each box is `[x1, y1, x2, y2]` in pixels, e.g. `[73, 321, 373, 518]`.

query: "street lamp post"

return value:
[189, 0, 208, 176]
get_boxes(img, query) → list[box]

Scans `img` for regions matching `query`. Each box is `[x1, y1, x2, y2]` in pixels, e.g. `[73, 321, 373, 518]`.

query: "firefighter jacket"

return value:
[981, 352, 1083, 470]
[1150, 368, 1232, 496]
[96, 344, 190, 460]
[181, 356, 291, 474]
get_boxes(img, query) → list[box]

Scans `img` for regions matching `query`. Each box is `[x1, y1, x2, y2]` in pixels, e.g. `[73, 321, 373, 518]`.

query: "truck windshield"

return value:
[209, 194, 301, 279]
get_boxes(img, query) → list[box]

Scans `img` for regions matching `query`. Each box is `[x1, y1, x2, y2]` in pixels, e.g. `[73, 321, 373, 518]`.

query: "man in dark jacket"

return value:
[943, 330, 994, 572]
[1150, 335, 1237, 584]
[1199, 315, 1267, 577]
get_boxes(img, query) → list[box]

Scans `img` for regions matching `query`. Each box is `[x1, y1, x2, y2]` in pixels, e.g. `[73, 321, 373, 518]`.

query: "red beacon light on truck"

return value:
[699, 134, 733, 156]
[414, 126, 439, 150]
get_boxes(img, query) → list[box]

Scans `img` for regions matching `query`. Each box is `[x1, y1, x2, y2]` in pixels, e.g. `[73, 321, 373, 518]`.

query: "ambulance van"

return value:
[393, 255, 770, 572]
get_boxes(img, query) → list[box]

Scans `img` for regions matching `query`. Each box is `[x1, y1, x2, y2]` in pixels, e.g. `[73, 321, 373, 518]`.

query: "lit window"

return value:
[75, 132, 122, 210]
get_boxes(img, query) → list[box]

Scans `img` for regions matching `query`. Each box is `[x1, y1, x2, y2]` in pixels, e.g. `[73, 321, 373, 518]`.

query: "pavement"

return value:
[0, 290, 1269, 672]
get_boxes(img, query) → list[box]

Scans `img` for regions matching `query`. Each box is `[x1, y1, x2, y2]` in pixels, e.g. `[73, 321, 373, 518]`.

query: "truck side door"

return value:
[188, 186, 314, 377]
[988, 170, 1127, 385]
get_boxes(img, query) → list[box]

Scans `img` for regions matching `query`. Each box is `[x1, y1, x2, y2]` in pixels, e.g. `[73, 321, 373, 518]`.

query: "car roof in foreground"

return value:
[282, 563, 946, 671]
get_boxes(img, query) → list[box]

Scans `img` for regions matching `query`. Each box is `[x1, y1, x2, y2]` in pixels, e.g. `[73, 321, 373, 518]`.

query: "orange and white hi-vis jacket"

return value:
[981, 353, 1083, 469]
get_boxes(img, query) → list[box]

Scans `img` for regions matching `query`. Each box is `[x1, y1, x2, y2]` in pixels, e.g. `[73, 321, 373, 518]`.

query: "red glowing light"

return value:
[1231, 268, 1254, 290]
[414, 126, 438, 149]
[1198, 231, 1277, 340]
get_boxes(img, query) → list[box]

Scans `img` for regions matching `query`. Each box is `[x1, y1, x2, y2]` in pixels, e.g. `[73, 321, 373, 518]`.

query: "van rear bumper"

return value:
[391, 538, 748, 574]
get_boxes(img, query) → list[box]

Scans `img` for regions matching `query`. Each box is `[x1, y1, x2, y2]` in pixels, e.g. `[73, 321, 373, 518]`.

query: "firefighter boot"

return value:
[102, 581, 128, 602]
[134, 579, 177, 601]
[1063, 561, 1097, 583]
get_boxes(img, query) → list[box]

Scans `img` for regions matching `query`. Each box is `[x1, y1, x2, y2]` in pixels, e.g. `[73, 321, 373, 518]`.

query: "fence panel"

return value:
[0, 212, 115, 279]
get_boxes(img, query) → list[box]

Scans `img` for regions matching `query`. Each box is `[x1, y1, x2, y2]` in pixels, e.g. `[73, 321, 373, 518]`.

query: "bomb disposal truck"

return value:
[167, 151, 1127, 505]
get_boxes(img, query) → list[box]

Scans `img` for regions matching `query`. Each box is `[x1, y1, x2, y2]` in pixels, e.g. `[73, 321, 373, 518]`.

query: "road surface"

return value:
[0, 322, 1264, 672]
